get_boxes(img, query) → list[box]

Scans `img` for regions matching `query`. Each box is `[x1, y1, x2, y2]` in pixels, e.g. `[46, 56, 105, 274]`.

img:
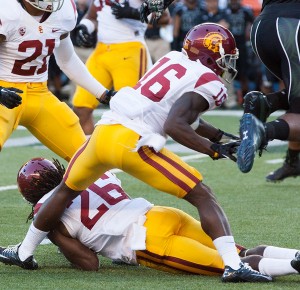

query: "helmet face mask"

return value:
[183, 23, 239, 83]
[215, 43, 239, 83]
[25, 0, 64, 12]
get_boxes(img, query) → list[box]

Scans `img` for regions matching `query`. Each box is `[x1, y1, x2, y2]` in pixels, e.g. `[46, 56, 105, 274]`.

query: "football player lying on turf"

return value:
[0, 158, 299, 279]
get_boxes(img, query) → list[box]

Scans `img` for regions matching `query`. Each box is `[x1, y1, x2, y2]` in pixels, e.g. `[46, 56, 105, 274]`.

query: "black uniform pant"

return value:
[251, 3, 300, 113]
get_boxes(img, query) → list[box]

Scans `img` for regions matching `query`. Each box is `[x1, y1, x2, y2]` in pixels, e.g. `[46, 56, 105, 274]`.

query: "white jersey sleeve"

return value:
[35, 171, 153, 265]
[98, 51, 228, 139]
[94, 0, 147, 44]
[0, 0, 77, 82]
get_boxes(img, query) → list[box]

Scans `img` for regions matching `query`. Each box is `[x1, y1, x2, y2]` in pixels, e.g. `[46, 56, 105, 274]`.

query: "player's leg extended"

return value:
[0, 81, 26, 151]
[63, 123, 202, 194]
[123, 145, 202, 198]
[63, 124, 269, 281]
[108, 41, 148, 90]
[72, 44, 113, 134]
[115, 129, 273, 281]
[20, 82, 86, 161]
[136, 206, 224, 275]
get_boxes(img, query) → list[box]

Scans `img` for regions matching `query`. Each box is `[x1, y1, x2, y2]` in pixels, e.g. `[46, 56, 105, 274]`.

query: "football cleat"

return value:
[222, 262, 273, 283]
[243, 91, 271, 123]
[237, 113, 267, 173]
[291, 251, 300, 273]
[0, 244, 38, 270]
[266, 155, 300, 182]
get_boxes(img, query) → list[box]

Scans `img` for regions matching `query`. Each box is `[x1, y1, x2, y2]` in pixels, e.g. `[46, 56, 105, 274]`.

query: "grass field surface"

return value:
[0, 112, 299, 289]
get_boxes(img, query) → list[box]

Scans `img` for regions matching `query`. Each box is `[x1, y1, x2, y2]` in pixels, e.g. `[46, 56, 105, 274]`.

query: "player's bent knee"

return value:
[183, 182, 216, 205]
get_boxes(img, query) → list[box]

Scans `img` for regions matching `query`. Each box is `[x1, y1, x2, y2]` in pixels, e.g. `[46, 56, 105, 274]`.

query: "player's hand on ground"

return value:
[0, 86, 23, 109]
[210, 141, 240, 162]
[73, 24, 95, 48]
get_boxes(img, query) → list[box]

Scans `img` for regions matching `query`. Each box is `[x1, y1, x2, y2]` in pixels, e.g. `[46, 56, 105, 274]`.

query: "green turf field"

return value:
[0, 113, 299, 290]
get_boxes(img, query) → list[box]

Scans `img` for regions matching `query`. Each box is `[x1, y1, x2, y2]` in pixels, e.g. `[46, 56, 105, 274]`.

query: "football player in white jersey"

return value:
[0, 23, 273, 282]
[0, 0, 112, 161]
[71, 0, 170, 134]
[1, 157, 300, 278]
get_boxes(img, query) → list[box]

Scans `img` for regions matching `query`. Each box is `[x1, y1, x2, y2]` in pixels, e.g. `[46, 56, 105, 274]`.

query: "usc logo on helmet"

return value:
[203, 32, 225, 53]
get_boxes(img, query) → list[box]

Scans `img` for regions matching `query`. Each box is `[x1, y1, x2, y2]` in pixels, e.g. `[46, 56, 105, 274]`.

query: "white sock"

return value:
[263, 246, 298, 259]
[259, 258, 298, 276]
[213, 236, 241, 270]
[18, 223, 49, 261]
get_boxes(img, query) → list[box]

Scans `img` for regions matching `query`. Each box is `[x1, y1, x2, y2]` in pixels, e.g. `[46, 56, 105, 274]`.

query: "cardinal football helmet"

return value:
[17, 158, 65, 205]
[183, 23, 239, 83]
[25, 0, 64, 12]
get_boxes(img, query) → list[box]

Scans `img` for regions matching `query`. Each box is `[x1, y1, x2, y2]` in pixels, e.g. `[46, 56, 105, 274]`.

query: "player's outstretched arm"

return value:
[195, 118, 240, 143]
[48, 224, 99, 271]
[54, 35, 107, 99]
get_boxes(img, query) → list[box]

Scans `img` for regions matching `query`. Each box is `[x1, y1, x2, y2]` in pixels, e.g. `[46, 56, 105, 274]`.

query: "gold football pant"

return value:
[0, 81, 86, 161]
[72, 41, 148, 109]
[137, 206, 242, 275]
[64, 124, 202, 198]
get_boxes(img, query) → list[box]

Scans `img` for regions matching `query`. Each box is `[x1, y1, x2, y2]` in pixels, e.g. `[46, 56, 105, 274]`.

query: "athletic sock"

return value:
[259, 258, 298, 276]
[263, 246, 298, 259]
[265, 119, 289, 141]
[18, 223, 49, 261]
[287, 148, 300, 163]
[213, 236, 241, 270]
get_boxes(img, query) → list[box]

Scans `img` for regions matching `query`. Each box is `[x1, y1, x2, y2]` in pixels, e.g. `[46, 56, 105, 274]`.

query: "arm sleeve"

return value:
[54, 36, 107, 99]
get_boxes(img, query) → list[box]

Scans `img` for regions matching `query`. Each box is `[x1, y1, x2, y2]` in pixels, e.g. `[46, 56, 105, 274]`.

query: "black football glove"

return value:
[210, 141, 240, 162]
[98, 90, 117, 105]
[111, 0, 140, 20]
[140, 0, 174, 24]
[73, 24, 96, 48]
[218, 130, 240, 143]
[0, 86, 23, 109]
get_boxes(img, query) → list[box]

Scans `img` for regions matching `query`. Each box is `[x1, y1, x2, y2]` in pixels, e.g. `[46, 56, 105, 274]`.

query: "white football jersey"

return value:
[0, 0, 77, 82]
[35, 171, 153, 264]
[94, 0, 147, 43]
[98, 51, 228, 138]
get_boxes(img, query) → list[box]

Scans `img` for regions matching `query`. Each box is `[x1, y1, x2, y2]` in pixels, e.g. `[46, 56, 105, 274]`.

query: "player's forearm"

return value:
[48, 229, 99, 271]
[85, 1, 98, 23]
[54, 36, 106, 99]
[165, 119, 215, 156]
[195, 118, 221, 141]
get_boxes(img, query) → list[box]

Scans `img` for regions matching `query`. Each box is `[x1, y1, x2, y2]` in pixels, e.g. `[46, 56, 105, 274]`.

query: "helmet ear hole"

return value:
[207, 58, 213, 65]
